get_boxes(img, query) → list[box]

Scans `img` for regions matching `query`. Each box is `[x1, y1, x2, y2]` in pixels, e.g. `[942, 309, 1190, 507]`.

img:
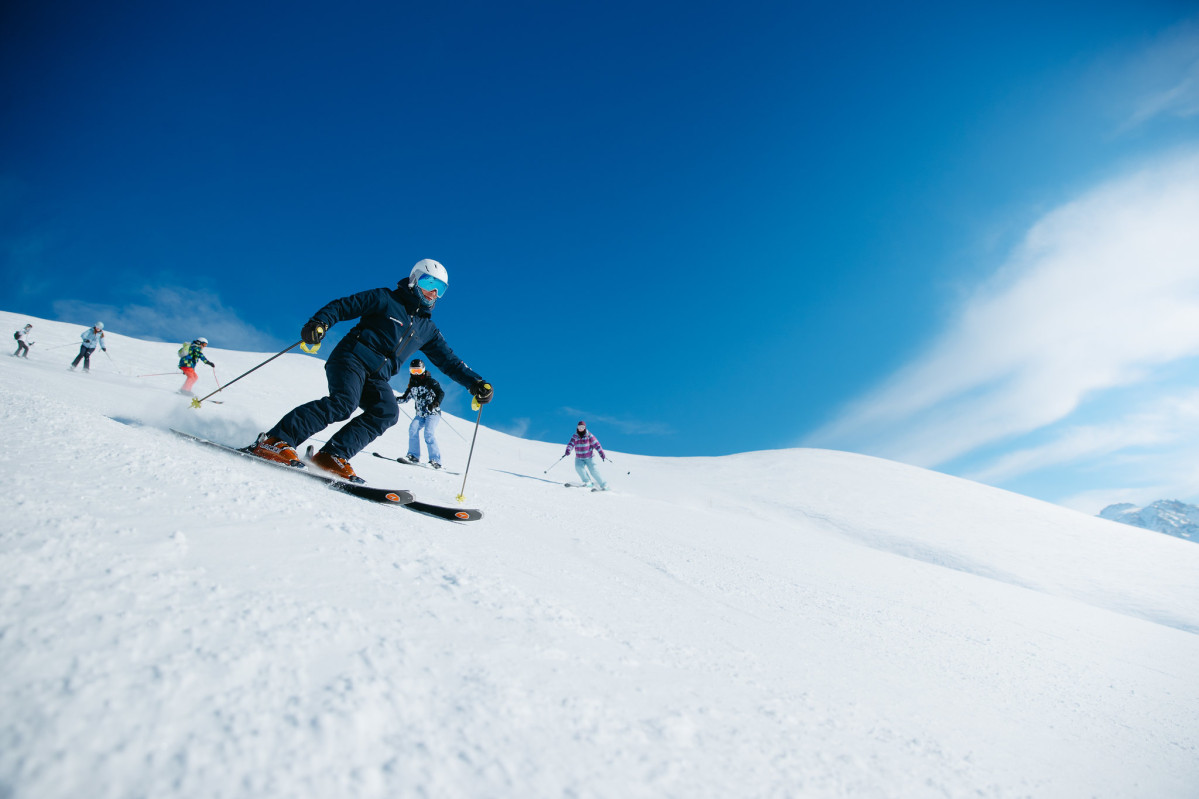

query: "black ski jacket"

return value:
[397, 372, 445, 417]
[308, 284, 482, 388]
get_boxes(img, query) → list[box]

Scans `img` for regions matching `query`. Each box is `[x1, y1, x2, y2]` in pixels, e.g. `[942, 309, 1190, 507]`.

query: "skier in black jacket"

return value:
[250, 259, 493, 480]
[396, 358, 447, 468]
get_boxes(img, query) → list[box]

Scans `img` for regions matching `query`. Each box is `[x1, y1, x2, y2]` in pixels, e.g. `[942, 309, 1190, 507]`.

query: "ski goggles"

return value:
[410, 366, 425, 375]
[415, 274, 448, 298]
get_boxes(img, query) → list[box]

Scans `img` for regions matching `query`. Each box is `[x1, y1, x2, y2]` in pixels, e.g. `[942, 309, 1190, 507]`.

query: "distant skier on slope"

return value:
[248, 259, 493, 481]
[178, 337, 215, 396]
[13, 324, 33, 358]
[69, 322, 106, 372]
[396, 358, 446, 469]
[565, 420, 609, 491]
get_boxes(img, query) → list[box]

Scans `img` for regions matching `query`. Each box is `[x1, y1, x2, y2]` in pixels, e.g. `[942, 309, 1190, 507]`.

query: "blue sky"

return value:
[3, 0, 1199, 511]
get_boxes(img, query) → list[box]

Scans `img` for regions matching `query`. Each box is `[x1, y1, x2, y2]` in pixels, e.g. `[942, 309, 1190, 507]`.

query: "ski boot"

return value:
[248, 434, 304, 468]
[310, 450, 364, 483]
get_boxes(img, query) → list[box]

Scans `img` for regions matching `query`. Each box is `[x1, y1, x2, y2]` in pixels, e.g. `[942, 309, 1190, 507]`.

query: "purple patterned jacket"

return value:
[565, 432, 605, 460]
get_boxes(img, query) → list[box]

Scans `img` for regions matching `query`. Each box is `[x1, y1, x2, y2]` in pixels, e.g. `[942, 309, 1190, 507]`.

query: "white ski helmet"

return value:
[195, 337, 208, 346]
[95, 322, 104, 330]
[406, 258, 448, 308]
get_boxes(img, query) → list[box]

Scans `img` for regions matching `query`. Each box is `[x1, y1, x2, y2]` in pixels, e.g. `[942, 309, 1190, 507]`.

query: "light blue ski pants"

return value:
[574, 456, 608, 489]
[408, 414, 442, 464]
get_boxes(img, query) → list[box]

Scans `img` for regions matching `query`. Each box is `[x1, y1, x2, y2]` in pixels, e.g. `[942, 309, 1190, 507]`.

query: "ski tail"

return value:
[405, 500, 483, 522]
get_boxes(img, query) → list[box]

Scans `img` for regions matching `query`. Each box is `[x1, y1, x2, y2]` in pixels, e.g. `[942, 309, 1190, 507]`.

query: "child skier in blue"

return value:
[178, 337, 215, 395]
[396, 358, 446, 468]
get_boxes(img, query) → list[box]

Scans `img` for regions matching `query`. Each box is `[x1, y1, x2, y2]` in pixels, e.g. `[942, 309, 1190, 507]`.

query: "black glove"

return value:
[430, 404, 440, 414]
[208, 361, 216, 367]
[301, 319, 326, 346]
[470, 379, 493, 404]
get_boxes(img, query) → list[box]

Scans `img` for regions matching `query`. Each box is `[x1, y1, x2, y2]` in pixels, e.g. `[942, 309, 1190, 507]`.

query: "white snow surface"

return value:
[2, 311, 1198, 799]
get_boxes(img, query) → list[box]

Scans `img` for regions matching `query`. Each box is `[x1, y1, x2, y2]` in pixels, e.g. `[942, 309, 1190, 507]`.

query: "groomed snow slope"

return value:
[2, 311, 1198, 799]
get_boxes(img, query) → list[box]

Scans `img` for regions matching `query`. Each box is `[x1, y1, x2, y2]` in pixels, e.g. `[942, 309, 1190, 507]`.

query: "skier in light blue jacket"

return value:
[70, 323, 106, 372]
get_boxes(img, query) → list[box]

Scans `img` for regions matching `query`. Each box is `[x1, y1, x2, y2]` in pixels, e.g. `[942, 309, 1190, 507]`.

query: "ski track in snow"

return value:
[2, 311, 1199, 799]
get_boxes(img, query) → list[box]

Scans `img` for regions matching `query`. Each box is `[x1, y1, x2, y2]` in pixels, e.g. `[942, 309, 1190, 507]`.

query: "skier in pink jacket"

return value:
[565, 420, 609, 491]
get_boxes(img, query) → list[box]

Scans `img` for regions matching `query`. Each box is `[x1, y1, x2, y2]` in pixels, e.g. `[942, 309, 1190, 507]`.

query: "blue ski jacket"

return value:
[308, 284, 483, 388]
[178, 343, 212, 369]
[80, 327, 105, 350]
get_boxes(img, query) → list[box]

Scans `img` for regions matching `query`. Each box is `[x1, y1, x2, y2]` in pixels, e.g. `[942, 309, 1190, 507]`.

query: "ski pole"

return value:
[456, 404, 484, 503]
[544, 454, 567, 473]
[102, 349, 126, 375]
[212, 366, 222, 389]
[438, 413, 469, 443]
[394, 392, 468, 443]
[190, 341, 302, 408]
[602, 456, 629, 475]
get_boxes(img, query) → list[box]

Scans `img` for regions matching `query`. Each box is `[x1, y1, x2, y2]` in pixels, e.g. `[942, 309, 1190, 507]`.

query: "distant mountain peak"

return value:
[1098, 499, 1199, 542]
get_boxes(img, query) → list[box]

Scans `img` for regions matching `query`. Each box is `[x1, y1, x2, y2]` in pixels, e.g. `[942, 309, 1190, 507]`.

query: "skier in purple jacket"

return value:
[565, 420, 609, 491]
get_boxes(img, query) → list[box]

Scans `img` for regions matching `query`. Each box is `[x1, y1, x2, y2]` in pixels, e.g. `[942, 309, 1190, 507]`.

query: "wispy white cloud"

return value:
[1059, 452, 1199, 513]
[1120, 20, 1199, 131]
[53, 285, 284, 352]
[965, 390, 1199, 485]
[495, 417, 532, 438]
[561, 407, 675, 436]
[806, 148, 1199, 498]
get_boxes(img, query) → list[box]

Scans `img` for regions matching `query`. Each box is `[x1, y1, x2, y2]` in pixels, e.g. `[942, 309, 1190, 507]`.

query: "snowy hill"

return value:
[2, 310, 1199, 799]
[1100, 499, 1199, 543]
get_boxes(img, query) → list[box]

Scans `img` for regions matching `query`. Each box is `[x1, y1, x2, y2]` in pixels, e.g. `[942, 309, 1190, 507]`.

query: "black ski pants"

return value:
[267, 347, 399, 459]
[71, 345, 96, 370]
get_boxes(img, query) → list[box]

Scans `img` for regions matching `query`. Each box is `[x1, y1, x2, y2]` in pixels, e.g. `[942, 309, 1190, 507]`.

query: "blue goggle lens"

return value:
[416, 274, 447, 297]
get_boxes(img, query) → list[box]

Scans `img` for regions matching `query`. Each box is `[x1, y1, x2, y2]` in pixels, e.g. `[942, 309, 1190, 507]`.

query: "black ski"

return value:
[404, 501, 483, 522]
[371, 452, 461, 475]
[171, 430, 414, 506]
